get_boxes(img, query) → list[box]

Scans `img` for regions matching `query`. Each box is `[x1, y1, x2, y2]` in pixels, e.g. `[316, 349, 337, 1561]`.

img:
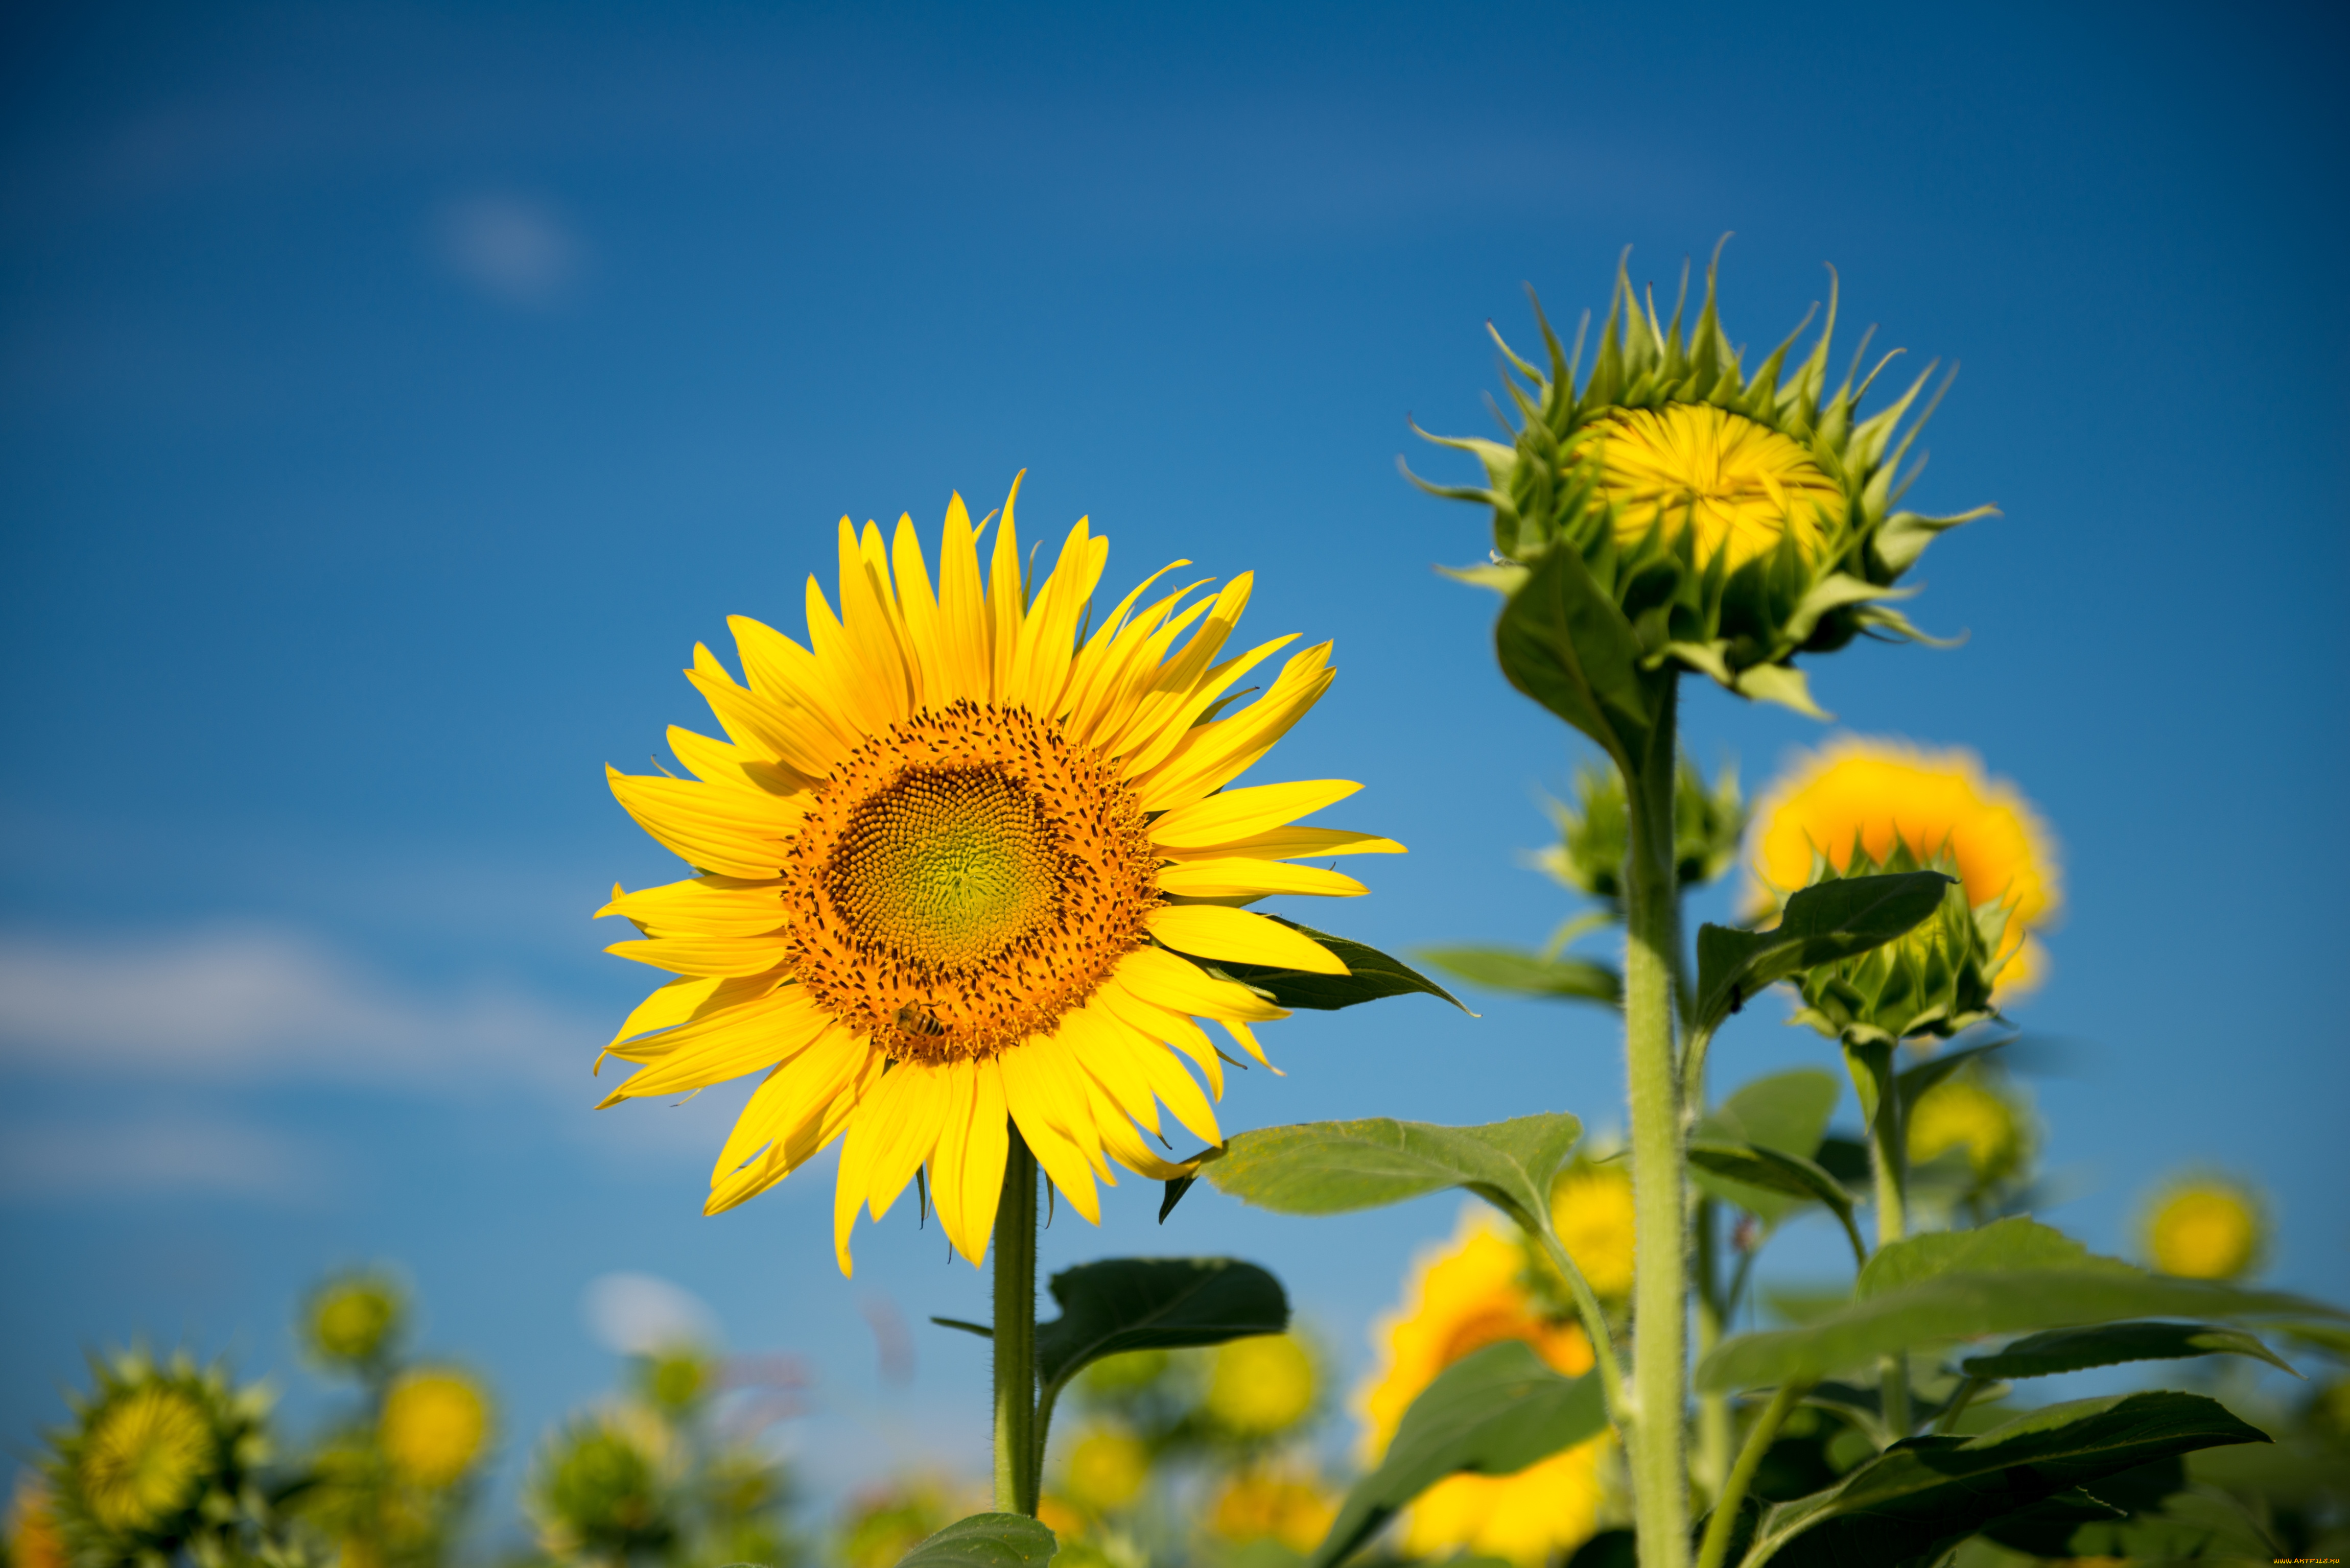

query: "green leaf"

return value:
[1741, 1392, 2268, 1568]
[1203, 1113, 1583, 1235]
[1686, 1142, 1863, 1260]
[1200, 919, 1469, 1014]
[1693, 872, 1952, 1037]
[1493, 541, 1656, 767]
[895, 1512, 1058, 1568]
[1417, 945, 1622, 1006]
[1856, 1217, 2097, 1298]
[1961, 1321, 2297, 1380]
[1034, 1258, 1287, 1395]
[929, 1316, 993, 1341]
[1309, 1341, 1605, 1568]
[1700, 1265, 2344, 1394]
[1693, 1070, 1840, 1224]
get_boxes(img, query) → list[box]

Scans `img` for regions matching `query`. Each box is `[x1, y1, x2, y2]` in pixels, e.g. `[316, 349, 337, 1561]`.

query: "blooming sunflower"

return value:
[1205, 1334, 1317, 1436]
[598, 479, 1399, 1273]
[1358, 1210, 1610, 1567]
[1907, 1065, 2031, 1191]
[2141, 1173, 2268, 1281]
[1549, 1162, 1638, 1300]
[1749, 735, 2060, 991]
[1416, 245, 1987, 714]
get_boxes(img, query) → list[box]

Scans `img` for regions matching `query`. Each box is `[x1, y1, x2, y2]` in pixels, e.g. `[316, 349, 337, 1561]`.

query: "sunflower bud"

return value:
[304, 1269, 406, 1373]
[42, 1350, 272, 1563]
[1539, 758, 1745, 905]
[1785, 838, 2005, 1047]
[1418, 243, 1989, 718]
[528, 1409, 677, 1558]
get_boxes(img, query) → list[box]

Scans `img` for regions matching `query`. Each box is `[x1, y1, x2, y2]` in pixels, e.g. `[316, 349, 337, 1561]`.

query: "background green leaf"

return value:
[894, 1512, 1059, 1568]
[1195, 918, 1469, 1013]
[1417, 945, 1622, 1006]
[1685, 1142, 1862, 1257]
[1203, 1113, 1583, 1234]
[1033, 1257, 1288, 1394]
[1855, 1217, 2100, 1298]
[1741, 1392, 2268, 1568]
[1960, 1320, 2296, 1380]
[1692, 872, 1952, 1036]
[1691, 1070, 1840, 1224]
[1308, 1340, 1605, 1568]
[1701, 1266, 2343, 1393]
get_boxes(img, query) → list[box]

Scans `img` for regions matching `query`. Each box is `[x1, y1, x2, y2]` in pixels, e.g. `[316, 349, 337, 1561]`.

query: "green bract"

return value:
[1788, 839, 2007, 1047]
[1416, 244, 1989, 716]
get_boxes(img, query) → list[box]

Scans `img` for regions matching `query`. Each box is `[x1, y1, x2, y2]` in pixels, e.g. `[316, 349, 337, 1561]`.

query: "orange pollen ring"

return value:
[779, 699, 1160, 1065]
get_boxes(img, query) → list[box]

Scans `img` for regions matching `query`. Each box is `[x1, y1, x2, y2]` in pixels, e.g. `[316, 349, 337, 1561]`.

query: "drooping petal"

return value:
[1146, 905, 1348, 974]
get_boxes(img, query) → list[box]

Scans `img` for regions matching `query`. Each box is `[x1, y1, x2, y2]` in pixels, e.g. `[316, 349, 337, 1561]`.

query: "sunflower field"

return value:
[11, 249, 2348, 1568]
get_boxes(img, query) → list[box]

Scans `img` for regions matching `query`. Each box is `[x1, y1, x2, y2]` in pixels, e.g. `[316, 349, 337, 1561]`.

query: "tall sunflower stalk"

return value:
[1407, 245, 1985, 1566]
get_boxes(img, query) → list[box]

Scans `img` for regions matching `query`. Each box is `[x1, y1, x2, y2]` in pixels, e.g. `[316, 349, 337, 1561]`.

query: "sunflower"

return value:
[1358, 1210, 1610, 1567]
[1907, 1066, 2031, 1190]
[1416, 246, 1987, 714]
[1549, 1162, 1638, 1300]
[1205, 1334, 1317, 1436]
[43, 1351, 270, 1562]
[1750, 735, 2059, 992]
[598, 478, 1399, 1273]
[8, 1475, 65, 1568]
[2141, 1173, 2268, 1281]
[1208, 1466, 1339, 1552]
[382, 1369, 491, 1488]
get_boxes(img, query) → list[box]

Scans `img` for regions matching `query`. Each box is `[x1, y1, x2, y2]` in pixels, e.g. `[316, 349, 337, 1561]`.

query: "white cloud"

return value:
[0, 924, 583, 1093]
[434, 193, 583, 306]
[583, 1271, 722, 1355]
[0, 1112, 329, 1204]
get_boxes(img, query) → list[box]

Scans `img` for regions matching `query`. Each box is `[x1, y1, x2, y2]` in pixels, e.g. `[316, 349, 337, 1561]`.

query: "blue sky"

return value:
[4, 0, 2345, 1541]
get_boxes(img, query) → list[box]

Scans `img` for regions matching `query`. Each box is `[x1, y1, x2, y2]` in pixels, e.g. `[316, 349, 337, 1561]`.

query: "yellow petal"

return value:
[1116, 944, 1289, 1023]
[1158, 826, 1406, 862]
[599, 989, 832, 1104]
[603, 933, 791, 978]
[1147, 905, 1348, 975]
[1002, 1046, 1104, 1224]
[1155, 857, 1367, 899]
[607, 768, 792, 880]
[603, 976, 794, 1063]
[1148, 778, 1362, 850]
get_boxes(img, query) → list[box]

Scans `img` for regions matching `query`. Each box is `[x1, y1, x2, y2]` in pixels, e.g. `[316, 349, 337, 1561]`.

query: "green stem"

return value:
[1695, 1196, 1731, 1503]
[1933, 1375, 1984, 1435]
[992, 1127, 1040, 1515]
[1533, 1228, 1630, 1425]
[1695, 1380, 1811, 1568]
[1624, 675, 1689, 1568]
[1853, 1044, 1912, 1440]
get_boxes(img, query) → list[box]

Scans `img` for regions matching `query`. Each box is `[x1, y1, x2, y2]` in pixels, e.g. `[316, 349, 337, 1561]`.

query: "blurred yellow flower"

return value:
[1209, 1466, 1339, 1552]
[1358, 1210, 1608, 1567]
[1063, 1428, 1149, 1513]
[1206, 1334, 1317, 1435]
[8, 1474, 65, 1568]
[2143, 1175, 2267, 1281]
[600, 481, 1402, 1274]
[1749, 737, 2059, 991]
[382, 1369, 490, 1487]
[1584, 402, 1844, 573]
[1551, 1165, 1637, 1299]
[80, 1386, 214, 1534]
[1907, 1072, 2027, 1187]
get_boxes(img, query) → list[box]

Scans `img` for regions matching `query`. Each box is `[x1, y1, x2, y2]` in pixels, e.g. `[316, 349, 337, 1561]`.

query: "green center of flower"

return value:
[825, 765, 1062, 969]
[83, 1388, 213, 1533]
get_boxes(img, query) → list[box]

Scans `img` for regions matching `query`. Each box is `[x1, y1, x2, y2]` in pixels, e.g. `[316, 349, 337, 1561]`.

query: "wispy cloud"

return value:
[0, 924, 584, 1092]
[434, 193, 584, 307]
[0, 1111, 330, 1204]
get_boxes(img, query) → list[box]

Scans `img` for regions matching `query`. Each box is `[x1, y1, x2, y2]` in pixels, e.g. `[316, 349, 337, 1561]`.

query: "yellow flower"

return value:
[2143, 1175, 2267, 1281]
[1907, 1072, 2027, 1187]
[1583, 403, 1845, 573]
[1208, 1466, 1339, 1551]
[599, 478, 1400, 1273]
[1550, 1164, 1637, 1299]
[79, 1387, 215, 1535]
[1358, 1210, 1608, 1567]
[382, 1370, 490, 1487]
[1205, 1334, 1317, 1435]
[1749, 735, 2060, 991]
[1062, 1429, 1148, 1513]
[8, 1475, 65, 1568]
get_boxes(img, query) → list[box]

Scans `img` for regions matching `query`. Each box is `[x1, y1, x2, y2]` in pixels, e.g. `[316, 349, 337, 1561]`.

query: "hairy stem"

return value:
[992, 1128, 1040, 1515]
[1624, 676, 1689, 1568]
[1695, 1197, 1731, 1502]
[1853, 1043, 1912, 1440]
[1695, 1380, 1812, 1568]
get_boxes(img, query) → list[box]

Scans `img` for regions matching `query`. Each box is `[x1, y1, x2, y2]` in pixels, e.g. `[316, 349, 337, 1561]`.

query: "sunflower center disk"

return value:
[1588, 403, 1844, 571]
[827, 766, 1060, 968]
[782, 700, 1160, 1066]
